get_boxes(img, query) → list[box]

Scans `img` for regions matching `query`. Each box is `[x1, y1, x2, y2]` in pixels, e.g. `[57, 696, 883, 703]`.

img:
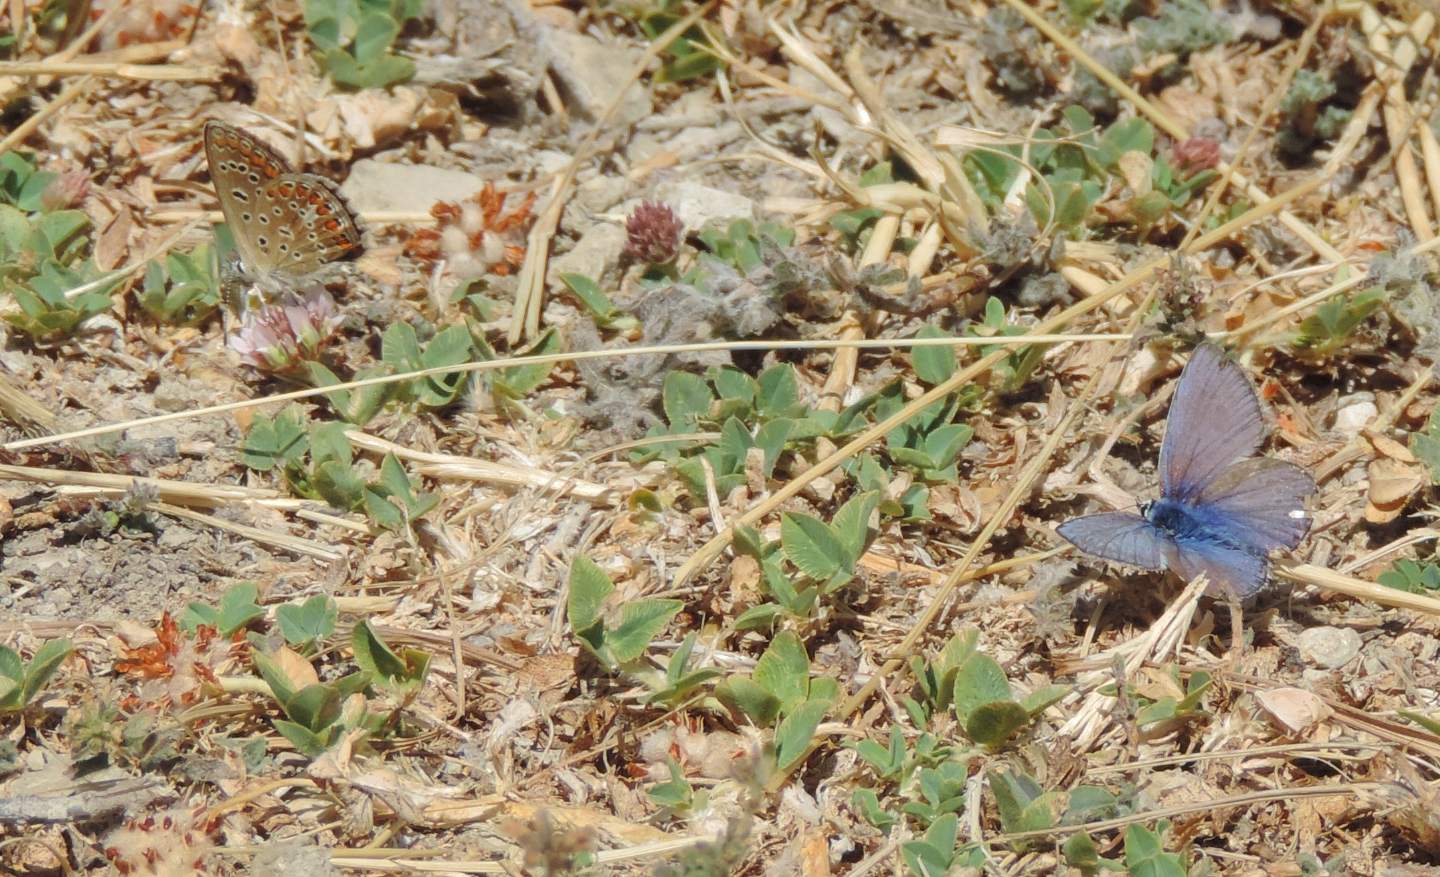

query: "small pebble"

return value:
[1297, 626, 1361, 669]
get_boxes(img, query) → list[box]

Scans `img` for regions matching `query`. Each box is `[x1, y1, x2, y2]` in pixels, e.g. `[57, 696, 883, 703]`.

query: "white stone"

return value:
[341, 160, 485, 215]
[1297, 626, 1361, 669]
[653, 181, 755, 232]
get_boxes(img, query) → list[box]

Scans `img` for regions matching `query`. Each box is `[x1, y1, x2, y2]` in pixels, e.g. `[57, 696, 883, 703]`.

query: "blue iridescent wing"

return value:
[1192, 457, 1314, 554]
[1057, 512, 1170, 571]
[1165, 538, 1269, 600]
[1159, 345, 1266, 503]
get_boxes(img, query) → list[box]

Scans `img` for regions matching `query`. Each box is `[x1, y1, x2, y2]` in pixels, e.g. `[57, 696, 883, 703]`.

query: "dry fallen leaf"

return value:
[1255, 687, 1333, 735]
[1365, 458, 1425, 523]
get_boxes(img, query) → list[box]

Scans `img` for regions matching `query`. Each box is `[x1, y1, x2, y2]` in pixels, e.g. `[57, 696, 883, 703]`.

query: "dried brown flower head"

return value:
[623, 200, 684, 264]
[1172, 137, 1220, 173]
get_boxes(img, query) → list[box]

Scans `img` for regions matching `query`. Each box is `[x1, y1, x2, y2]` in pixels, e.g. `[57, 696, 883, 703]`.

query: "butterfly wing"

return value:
[1165, 538, 1269, 600]
[1191, 457, 1314, 554]
[254, 174, 363, 276]
[204, 121, 295, 274]
[1057, 512, 1170, 571]
[203, 121, 362, 280]
[1159, 345, 1267, 503]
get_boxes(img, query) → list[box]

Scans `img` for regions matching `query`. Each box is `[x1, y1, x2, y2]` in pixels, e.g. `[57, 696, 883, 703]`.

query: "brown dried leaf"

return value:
[1365, 458, 1424, 523]
[1255, 687, 1333, 735]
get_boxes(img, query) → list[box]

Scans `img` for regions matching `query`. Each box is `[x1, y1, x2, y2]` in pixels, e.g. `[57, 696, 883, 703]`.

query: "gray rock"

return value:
[575, 175, 629, 214]
[652, 181, 755, 232]
[1297, 626, 1362, 670]
[544, 30, 651, 126]
[548, 222, 627, 286]
[341, 160, 485, 215]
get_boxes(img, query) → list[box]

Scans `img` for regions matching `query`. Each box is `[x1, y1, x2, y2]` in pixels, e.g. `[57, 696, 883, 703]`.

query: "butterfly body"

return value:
[1057, 345, 1315, 600]
[1143, 498, 1225, 545]
[202, 120, 362, 306]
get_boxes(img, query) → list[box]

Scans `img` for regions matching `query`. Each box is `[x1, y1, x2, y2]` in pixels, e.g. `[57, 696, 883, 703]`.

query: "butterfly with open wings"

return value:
[1057, 345, 1315, 600]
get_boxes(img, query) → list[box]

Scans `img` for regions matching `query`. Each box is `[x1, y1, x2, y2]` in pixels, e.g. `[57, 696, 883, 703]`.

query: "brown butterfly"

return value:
[203, 120, 362, 306]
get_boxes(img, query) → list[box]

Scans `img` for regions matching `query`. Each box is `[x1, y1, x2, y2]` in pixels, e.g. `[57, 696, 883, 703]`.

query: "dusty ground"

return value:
[2, 0, 1440, 875]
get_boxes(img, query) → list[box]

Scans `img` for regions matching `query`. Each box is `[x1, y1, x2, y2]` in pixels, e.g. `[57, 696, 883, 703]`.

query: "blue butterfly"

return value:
[1057, 344, 1315, 600]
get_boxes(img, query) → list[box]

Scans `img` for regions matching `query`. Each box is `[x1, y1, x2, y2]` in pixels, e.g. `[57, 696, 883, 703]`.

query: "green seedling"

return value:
[855, 343, 978, 518]
[828, 165, 893, 251]
[303, 0, 421, 89]
[308, 362, 392, 426]
[1131, 666, 1213, 731]
[252, 644, 375, 757]
[947, 629, 1069, 748]
[567, 556, 683, 674]
[179, 582, 264, 637]
[904, 627, 984, 727]
[640, 364, 855, 502]
[240, 407, 310, 472]
[1122, 821, 1188, 877]
[1, 203, 117, 340]
[695, 219, 795, 275]
[475, 328, 561, 409]
[900, 812, 959, 877]
[276, 595, 339, 654]
[242, 412, 438, 533]
[1378, 559, 1440, 594]
[850, 728, 959, 830]
[876, 383, 975, 483]
[1411, 406, 1440, 484]
[561, 272, 640, 333]
[967, 106, 1215, 237]
[845, 452, 932, 522]
[1134, 0, 1231, 57]
[647, 757, 700, 816]
[137, 244, 221, 323]
[1277, 70, 1351, 159]
[0, 638, 72, 713]
[641, 631, 723, 709]
[1054, 784, 1133, 873]
[729, 491, 880, 629]
[351, 619, 431, 699]
[631, 0, 724, 82]
[966, 299, 1045, 393]
[990, 769, 1061, 849]
[362, 453, 441, 534]
[713, 630, 837, 771]
[1292, 287, 1385, 356]
[380, 321, 475, 409]
[0, 151, 59, 211]
[851, 785, 899, 832]
[292, 419, 366, 511]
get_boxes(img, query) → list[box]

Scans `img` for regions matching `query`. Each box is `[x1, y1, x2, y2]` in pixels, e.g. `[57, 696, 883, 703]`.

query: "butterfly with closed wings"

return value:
[1057, 344, 1315, 601]
[203, 120, 363, 308]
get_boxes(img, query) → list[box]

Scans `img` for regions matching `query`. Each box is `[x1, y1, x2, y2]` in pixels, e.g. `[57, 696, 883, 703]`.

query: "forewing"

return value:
[1057, 512, 1170, 571]
[1159, 345, 1266, 503]
[1165, 538, 1269, 600]
[204, 121, 295, 273]
[1194, 457, 1314, 553]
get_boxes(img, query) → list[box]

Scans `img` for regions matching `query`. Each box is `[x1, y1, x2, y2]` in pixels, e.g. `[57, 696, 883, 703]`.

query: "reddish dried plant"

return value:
[105, 804, 218, 876]
[94, 0, 200, 49]
[114, 614, 235, 708]
[1172, 136, 1220, 173]
[404, 182, 537, 277]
